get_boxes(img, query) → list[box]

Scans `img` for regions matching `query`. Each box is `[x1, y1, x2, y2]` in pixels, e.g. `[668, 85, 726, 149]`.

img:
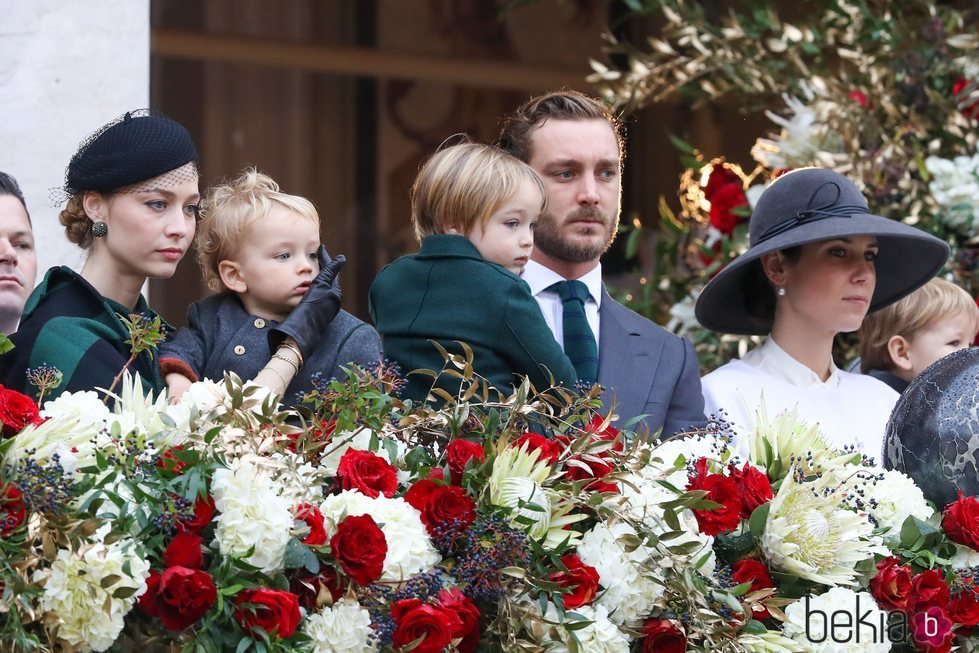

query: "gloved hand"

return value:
[269, 245, 345, 359]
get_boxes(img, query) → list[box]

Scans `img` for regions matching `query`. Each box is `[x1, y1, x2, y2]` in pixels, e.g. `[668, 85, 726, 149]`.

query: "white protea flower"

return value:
[487, 441, 584, 546]
[737, 629, 808, 652]
[761, 469, 885, 586]
[101, 372, 176, 446]
[835, 467, 935, 545]
[747, 404, 859, 480]
[36, 538, 150, 652]
[6, 394, 114, 475]
[304, 598, 377, 653]
[577, 521, 664, 627]
[783, 587, 891, 653]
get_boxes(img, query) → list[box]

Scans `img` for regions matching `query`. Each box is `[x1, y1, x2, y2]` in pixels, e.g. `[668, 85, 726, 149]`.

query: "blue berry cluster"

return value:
[453, 516, 531, 600]
[13, 452, 75, 515]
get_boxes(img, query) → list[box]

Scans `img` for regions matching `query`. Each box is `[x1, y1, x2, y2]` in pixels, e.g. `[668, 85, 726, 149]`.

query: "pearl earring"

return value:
[776, 286, 786, 297]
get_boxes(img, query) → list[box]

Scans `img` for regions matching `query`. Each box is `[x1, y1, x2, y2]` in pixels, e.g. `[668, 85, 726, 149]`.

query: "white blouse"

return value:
[701, 337, 898, 461]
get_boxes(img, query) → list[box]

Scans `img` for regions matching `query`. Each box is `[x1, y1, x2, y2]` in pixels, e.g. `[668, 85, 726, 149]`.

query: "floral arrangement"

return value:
[4, 353, 979, 653]
[586, 0, 979, 369]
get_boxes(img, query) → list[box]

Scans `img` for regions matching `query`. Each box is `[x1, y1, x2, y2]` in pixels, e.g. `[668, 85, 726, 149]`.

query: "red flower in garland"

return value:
[952, 78, 979, 120]
[907, 569, 951, 615]
[686, 458, 742, 535]
[0, 385, 43, 437]
[289, 567, 345, 611]
[869, 557, 913, 612]
[445, 439, 485, 485]
[140, 567, 217, 631]
[561, 415, 622, 494]
[549, 554, 600, 609]
[731, 559, 776, 620]
[0, 483, 26, 536]
[294, 503, 328, 546]
[942, 493, 979, 551]
[176, 492, 215, 534]
[336, 449, 398, 498]
[330, 514, 387, 586]
[163, 532, 204, 570]
[234, 588, 301, 639]
[512, 432, 562, 465]
[848, 89, 870, 109]
[704, 165, 748, 236]
[640, 618, 687, 653]
[391, 598, 462, 653]
[727, 462, 773, 519]
[404, 479, 476, 536]
[436, 588, 481, 653]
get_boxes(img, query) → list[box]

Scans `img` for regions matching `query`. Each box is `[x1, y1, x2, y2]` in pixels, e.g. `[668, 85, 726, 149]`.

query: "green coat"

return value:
[1, 266, 166, 401]
[369, 235, 577, 402]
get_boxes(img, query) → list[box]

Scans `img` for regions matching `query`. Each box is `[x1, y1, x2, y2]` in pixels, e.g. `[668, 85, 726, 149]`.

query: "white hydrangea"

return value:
[211, 456, 294, 573]
[783, 587, 891, 653]
[576, 521, 664, 627]
[836, 468, 935, 545]
[305, 598, 377, 653]
[545, 604, 630, 653]
[37, 539, 150, 652]
[319, 490, 440, 582]
[41, 389, 112, 427]
[950, 543, 979, 569]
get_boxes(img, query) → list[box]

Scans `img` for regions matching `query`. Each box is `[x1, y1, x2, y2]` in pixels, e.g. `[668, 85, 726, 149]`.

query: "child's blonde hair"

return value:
[859, 277, 979, 372]
[196, 168, 319, 291]
[410, 141, 546, 242]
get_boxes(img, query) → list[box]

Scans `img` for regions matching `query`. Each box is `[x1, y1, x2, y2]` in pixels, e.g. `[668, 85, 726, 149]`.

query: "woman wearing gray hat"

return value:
[1, 111, 337, 402]
[694, 167, 949, 458]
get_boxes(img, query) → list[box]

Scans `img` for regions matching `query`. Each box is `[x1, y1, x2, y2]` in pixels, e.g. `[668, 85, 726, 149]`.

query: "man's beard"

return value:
[533, 205, 619, 263]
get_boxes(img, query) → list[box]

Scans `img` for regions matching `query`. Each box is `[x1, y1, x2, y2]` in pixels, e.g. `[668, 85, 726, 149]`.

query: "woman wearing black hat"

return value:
[694, 167, 949, 458]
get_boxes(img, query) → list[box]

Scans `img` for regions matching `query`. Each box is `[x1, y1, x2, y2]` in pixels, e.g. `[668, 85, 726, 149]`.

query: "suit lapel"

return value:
[597, 292, 663, 421]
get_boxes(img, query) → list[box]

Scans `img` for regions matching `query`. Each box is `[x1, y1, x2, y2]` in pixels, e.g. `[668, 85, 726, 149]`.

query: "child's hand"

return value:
[268, 245, 345, 358]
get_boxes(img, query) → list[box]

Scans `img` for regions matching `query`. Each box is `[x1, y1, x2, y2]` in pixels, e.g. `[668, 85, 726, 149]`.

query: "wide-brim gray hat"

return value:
[695, 167, 950, 335]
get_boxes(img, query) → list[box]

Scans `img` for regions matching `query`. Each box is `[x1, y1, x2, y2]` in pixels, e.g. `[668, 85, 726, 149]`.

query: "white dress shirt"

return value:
[521, 260, 603, 354]
[701, 337, 898, 460]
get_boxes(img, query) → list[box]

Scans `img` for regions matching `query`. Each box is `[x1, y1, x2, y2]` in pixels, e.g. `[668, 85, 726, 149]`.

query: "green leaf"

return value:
[748, 501, 771, 538]
[667, 132, 696, 154]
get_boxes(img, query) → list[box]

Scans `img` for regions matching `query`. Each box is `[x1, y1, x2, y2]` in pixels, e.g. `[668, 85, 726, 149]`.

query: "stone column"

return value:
[0, 0, 150, 279]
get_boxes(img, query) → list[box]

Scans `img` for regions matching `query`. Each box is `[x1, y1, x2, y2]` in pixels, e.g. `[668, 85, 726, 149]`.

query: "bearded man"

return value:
[498, 91, 706, 437]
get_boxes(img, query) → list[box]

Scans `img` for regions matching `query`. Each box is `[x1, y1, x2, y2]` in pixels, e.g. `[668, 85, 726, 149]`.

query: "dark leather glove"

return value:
[269, 246, 345, 358]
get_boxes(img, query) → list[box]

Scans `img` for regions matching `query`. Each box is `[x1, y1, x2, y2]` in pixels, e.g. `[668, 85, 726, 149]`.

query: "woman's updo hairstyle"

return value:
[57, 109, 198, 249]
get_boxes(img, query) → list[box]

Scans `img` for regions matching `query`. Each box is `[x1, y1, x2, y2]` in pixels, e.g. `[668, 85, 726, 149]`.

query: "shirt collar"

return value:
[742, 336, 841, 388]
[522, 260, 603, 307]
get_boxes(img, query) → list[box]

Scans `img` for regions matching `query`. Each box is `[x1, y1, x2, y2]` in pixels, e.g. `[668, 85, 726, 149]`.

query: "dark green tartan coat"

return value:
[1, 266, 166, 401]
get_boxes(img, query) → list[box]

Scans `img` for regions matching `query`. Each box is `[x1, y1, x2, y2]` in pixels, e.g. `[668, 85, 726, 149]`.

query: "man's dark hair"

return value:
[0, 171, 30, 223]
[497, 90, 625, 164]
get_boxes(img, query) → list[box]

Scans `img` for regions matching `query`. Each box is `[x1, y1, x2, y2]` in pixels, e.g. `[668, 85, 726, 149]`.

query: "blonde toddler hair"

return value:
[410, 141, 546, 242]
[196, 168, 319, 291]
[859, 277, 979, 372]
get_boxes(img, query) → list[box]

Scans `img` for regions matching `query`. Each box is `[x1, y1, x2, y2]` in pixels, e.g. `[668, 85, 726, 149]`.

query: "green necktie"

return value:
[547, 280, 599, 383]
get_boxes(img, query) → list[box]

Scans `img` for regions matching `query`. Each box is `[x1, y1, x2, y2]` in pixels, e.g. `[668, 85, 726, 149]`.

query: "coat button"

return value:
[254, 318, 266, 329]
[234, 345, 246, 355]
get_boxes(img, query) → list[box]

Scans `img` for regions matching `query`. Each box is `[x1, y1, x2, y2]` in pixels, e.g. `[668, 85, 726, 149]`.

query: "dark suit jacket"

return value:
[597, 291, 706, 438]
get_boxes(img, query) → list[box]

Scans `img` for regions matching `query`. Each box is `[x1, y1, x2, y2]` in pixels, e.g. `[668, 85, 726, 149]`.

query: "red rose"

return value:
[952, 78, 979, 120]
[234, 588, 301, 639]
[704, 165, 740, 200]
[727, 463, 773, 519]
[731, 559, 775, 620]
[561, 415, 622, 494]
[1, 483, 26, 536]
[141, 566, 217, 631]
[942, 493, 979, 551]
[512, 432, 562, 465]
[156, 446, 187, 476]
[0, 386, 42, 437]
[848, 89, 870, 109]
[686, 458, 742, 536]
[908, 569, 951, 615]
[163, 532, 204, 570]
[948, 591, 979, 628]
[391, 598, 461, 653]
[911, 606, 955, 653]
[294, 503, 327, 546]
[549, 554, 600, 609]
[869, 557, 913, 612]
[330, 514, 387, 586]
[336, 449, 397, 499]
[405, 481, 476, 536]
[708, 183, 748, 235]
[436, 588, 480, 653]
[445, 439, 485, 485]
[290, 567, 345, 611]
[640, 618, 686, 653]
[177, 493, 215, 534]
